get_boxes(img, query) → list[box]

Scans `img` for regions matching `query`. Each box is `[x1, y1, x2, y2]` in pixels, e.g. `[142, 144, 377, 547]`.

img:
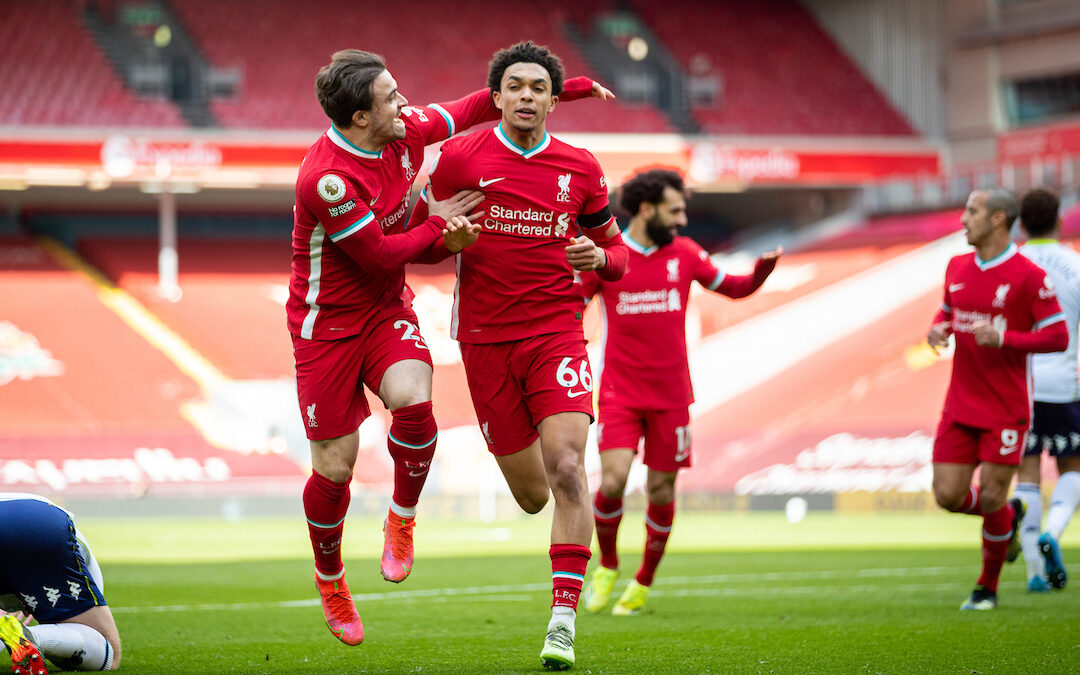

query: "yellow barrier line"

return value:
[38, 236, 229, 392]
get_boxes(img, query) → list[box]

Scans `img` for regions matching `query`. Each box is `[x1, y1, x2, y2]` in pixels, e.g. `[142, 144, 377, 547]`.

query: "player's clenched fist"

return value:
[565, 236, 606, 271]
[927, 321, 951, 353]
[971, 321, 1003, 348]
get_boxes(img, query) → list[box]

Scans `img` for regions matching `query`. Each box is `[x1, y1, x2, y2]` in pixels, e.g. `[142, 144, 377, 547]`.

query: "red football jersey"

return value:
[288, 91, 496, 340]
[580, 235, 724, 409]
[938, 243, 1065, 427]
[416, 125, 615, 343]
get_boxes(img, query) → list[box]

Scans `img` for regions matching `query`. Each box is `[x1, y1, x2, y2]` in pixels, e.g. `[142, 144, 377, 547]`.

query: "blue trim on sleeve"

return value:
[329, 212, 374, 242]
[1036, 312, 1066, 329]
[428, 103, 454, 136]
[708, 269, 726, 291]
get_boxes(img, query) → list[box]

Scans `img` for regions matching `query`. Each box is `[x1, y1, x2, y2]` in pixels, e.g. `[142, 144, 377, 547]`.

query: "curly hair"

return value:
[487, 41, 565, 96]
[1020, 187, 1060, 237]
[315, 49, 386, 129]
[619, 169, 686, 216]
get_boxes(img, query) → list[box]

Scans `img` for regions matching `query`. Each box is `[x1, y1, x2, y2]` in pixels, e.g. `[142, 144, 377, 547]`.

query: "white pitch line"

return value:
[653, 582, 965, 598]
[111, 565, 978, 615]
[656, 565, 966, 585]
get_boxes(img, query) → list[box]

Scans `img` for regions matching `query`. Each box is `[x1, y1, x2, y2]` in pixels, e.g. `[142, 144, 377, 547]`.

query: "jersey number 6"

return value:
[556, 356, 593, 399]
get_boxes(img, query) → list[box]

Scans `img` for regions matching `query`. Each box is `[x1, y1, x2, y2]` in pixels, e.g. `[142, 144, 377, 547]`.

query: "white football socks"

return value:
[30, 622, 113, 671]
[548, 606, 576, 637]
[389, 500, 417, 519]
[1046, 471, 1080, 540]
[1014, 482, 1044, 580]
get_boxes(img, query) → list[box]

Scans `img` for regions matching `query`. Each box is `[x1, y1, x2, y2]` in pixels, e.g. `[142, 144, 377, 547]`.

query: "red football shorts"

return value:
[591, 401, 691, 470]
[932, 414, 1028, 467]
[460, 332, 595, 456]
[597, 402, 692, 472]
[292, 311, 433, 440]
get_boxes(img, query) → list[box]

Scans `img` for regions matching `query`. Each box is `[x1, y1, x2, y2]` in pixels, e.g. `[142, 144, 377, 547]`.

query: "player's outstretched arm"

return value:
[421, 76, 611, 145]
[717, 247, 782, 298]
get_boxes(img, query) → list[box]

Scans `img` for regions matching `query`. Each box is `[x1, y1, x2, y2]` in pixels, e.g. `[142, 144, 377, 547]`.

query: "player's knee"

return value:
[514, 486, 549, 514]
[648, 484, 675, 505]
[319, 464, 354, 484]
[980, 488, 1007, 514]
[548, 458, 587, 502]
[599, 474, 627, 497]
[933, 487, 965, 512]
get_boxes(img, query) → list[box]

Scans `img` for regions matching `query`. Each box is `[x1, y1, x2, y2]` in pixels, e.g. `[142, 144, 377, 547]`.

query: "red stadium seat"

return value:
[625, 0, 915, 136]
[0, 1, 185, 127]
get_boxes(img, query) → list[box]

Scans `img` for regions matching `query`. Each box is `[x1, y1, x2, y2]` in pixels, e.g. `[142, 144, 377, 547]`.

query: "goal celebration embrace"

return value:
[4, 3, 1080, 673]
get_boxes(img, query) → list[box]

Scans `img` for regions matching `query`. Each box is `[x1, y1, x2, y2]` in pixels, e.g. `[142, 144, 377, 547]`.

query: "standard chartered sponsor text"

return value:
[484, 205, 557, 237]
[615, 289, 681, 315]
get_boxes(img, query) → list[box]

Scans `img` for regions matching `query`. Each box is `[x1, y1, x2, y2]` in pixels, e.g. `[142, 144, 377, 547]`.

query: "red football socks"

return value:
[977, 500, 1014, 592]
[636, 500, 675, 586]
[959, 485, 981, 515]
[304, 471, 351, 578]
[387, 401, 438, 511]
[550, 544, 591, 610]
[593, 491, 624, 570]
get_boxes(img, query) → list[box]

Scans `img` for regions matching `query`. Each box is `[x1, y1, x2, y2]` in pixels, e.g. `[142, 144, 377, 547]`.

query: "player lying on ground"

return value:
[0, 493, 121, 672]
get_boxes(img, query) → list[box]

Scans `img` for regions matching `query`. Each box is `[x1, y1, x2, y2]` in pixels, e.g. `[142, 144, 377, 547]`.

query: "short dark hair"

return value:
[487, 41, 565, 96]
[1020, 188, 1060, 237]
[315, 49, 387, 128]
[619, 169, 686, 216]
[983, 188, 1020, 230]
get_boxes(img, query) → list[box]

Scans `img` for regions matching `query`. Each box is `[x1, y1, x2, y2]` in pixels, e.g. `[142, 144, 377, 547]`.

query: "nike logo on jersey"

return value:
[478, 177, 506, 187]
[949, 283, 965, 293]
[369, 191, 381, 206]
[566, 390, 589, 398]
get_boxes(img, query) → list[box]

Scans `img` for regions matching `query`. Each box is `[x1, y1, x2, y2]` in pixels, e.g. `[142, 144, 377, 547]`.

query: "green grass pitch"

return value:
[73, 511, 1078, 673]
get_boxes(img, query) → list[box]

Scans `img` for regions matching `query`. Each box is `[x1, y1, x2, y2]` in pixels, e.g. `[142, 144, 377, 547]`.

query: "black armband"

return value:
[577, 206, 612, 230]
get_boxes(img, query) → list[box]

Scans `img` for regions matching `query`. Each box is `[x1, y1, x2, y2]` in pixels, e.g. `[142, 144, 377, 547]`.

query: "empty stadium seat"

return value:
[0, 1, 185, 127]
[625, 0, 915, 136]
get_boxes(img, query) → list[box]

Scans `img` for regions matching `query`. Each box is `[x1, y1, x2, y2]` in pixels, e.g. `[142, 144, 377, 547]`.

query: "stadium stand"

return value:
[625, 0, 916, 136]
[0, 0, 914, 136]
[0, 232, 305, 495]
[76, 236, 294, 381]
[801, 209, 962, 251]
[0, 233, 202, 435]
[0, 0, 186, 127]
[169, 0, 674, 132]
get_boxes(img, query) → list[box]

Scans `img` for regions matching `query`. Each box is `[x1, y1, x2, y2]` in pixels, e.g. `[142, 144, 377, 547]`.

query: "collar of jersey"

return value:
[624, 231, 659, 256]
[327, 125, 383, 159]
[1024, 238, 1058, 246]
[494, 125, 550, 159]
[974, 241, 1018, 271]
